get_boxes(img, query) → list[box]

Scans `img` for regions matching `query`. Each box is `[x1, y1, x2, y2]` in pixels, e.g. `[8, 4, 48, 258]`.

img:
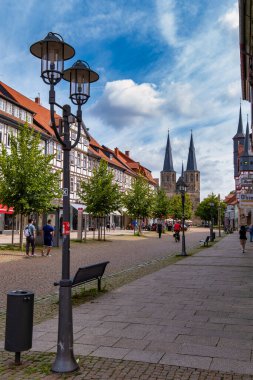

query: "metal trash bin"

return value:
[5, 290, 34, 364]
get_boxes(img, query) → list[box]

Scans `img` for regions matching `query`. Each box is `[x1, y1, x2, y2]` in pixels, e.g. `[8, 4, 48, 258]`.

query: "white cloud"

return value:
[156, 0, 179, 46]
[90, 79, 165, 128]
[219, 2, 239, 29]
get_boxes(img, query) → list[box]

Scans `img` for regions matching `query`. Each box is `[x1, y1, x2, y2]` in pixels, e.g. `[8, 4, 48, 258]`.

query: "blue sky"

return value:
[0, 0, 245, 199]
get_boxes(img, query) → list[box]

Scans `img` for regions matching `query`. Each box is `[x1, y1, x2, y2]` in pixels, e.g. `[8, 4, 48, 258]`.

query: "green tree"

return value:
[79, 159, 122, 240]
[123, 174, 154, 235]
[0, 124, 61, 246]
[169, 193, 192, 220]
[195, 193, 226, 223]
[153, 188, 170, 219]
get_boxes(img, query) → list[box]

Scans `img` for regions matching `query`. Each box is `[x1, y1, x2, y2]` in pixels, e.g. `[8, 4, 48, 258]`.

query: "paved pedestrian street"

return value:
[2, 231, 253, 379]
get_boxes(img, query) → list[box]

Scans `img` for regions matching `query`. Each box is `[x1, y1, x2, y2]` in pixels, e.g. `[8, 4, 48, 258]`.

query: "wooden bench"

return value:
[199, 236, 210, 246]
[54, 261, 110, 291]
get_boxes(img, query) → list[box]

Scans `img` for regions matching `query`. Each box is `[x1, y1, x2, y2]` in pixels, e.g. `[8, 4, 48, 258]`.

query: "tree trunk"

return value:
[19, 214, 24, 250]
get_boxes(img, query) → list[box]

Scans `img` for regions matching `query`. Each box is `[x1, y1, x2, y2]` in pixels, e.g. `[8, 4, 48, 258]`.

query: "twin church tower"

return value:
[160, 131, 200, 214]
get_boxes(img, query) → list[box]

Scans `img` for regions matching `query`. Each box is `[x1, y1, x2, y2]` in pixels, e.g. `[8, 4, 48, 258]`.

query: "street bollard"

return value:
[5, 290, 34, 365]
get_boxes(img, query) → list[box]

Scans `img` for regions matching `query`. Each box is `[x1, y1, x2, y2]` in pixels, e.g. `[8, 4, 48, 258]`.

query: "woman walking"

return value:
[239, 225, 247, 253]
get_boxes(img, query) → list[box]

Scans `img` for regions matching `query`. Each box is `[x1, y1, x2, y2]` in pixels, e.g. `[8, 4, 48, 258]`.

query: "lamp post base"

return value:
[51, 283, 79, 373]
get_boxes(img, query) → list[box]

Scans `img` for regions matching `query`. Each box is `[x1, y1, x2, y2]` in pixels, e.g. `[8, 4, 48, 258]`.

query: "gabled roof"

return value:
[0, 81, 156, 186]
[0, 81, 57, 136]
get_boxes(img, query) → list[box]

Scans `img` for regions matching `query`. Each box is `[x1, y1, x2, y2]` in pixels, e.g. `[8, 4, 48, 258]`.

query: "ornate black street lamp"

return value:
[209, 202, 214, 241]
[30, 32, 99, 373]
[177, 177, 187, 256]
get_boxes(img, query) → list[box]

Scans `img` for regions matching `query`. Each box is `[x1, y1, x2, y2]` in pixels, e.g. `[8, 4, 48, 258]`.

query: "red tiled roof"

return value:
[0, 81, 57, 136]
[0, 81, 156, 185]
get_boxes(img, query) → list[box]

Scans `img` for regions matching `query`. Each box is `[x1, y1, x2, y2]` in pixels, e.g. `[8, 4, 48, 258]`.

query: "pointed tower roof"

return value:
[186, 132, 197, 171]
[181, 162, 184, 178]
[163, 130, 174, 172]
[243, 121, 251, 155]
[233, 105, 244, 138]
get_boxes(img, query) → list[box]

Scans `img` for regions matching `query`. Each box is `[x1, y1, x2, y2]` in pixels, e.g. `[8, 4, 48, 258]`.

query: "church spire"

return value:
[181, 161, 184, 178]
[186, 131, 197, 171]
[234, 104, 244, 138]
[163, 130, 174, 171]
[243, 120, 251, 155]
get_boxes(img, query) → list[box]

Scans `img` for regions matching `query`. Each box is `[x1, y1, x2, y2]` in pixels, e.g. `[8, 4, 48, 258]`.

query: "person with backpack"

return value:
[24, 218, 36, 257]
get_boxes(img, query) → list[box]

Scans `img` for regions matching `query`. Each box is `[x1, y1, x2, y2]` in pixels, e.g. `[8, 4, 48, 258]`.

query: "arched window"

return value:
[196, 173, 198, 181]
[190, 174, 193, 181]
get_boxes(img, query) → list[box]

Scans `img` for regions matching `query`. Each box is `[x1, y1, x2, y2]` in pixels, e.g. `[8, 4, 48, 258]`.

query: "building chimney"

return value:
[125, 150, 130, 157]
[115, 147, 119, 156]
[35, 96, 40, 105]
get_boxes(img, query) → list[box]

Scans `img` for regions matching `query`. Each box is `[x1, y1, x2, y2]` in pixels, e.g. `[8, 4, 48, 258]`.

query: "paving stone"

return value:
[113, 338, 150, 350]
[180, 343, 251, 361]
[91, 346, 130, 359]
[123, 349, 165, 363]
[175, 334, 219, 346]
[159, 353, 212, 370]
[210, 358, 253, 376]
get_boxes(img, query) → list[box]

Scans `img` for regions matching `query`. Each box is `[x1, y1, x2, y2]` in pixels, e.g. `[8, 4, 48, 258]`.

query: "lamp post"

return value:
[209, 202, 214, 241]
[30, 32, 99, 373]
[177, 177, 187, 256]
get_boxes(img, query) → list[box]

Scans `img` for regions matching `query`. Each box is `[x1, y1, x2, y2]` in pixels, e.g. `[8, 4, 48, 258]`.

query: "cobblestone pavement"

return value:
[24, 232, 253, 377]
[1, 351, 253, 379]
[2, 230, 252, 379]
[0, 228, 208, 308]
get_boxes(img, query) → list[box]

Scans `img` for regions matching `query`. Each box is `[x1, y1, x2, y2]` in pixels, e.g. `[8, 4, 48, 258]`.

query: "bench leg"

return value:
[98, 278, 101, 292]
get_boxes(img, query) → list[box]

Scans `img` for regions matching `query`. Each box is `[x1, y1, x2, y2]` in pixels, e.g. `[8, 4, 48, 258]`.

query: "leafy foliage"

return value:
[195, 193, 226, 222]
[168, 193, 192, 219]
[123, 174, 154, 221]
[79, 159, 122, 217]
[0, 123, 61, 215]
[152, 188, 171, 219]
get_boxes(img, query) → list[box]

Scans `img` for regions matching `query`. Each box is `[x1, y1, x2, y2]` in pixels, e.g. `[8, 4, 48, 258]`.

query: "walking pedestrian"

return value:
[239, 225, 247, 253]
[42, 219, 55, 257]
[157, 221, 162, 238]
[249, 224, 253, 242]
[24, 218, 36, 257]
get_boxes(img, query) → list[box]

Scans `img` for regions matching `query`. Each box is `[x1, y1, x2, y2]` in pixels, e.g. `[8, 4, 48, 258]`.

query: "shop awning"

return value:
[0, 205, 14, 214]
[112, 211, 121, 215]
[71, 203, 87, 211]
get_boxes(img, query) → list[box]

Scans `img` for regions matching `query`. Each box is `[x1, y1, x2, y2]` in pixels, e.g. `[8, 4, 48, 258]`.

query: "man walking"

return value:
[25, 218, 36, 257]
[42, 219, 55, 257]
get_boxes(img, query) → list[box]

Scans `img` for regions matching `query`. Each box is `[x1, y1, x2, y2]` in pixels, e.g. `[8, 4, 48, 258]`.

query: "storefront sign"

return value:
[239, 194, 253, 207]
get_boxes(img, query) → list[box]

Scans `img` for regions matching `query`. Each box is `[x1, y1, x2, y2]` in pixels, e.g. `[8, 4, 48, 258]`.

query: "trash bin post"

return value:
[5, 290, 34, 365]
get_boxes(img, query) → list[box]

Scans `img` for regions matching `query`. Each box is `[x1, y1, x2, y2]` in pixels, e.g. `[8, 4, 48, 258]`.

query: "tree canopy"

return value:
[123, 174, 154, 227]
[195, 193, 226, 223]
[78, 159, 122, 217]
[0, 123, 61, 216]
[152, 188, 170, 219]
[168, 193, 192, 220]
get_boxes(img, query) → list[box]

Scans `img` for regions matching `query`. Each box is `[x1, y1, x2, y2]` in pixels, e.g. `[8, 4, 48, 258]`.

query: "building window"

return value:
[70, 152, 75, 166]
[0, 124, 3, 143]
[88, 158, 92, 171]
[7, 132, 11, 147]
[83, 156, 87, 168]
[56, 145, 61, 161]
[76, 178, 80, 193]
[77, 153, 81, 167]
[196, 173, 198, 181]
[47, 141, 54, 155]
[190, 174, 193, 181]
[70, 177, 74, 193]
